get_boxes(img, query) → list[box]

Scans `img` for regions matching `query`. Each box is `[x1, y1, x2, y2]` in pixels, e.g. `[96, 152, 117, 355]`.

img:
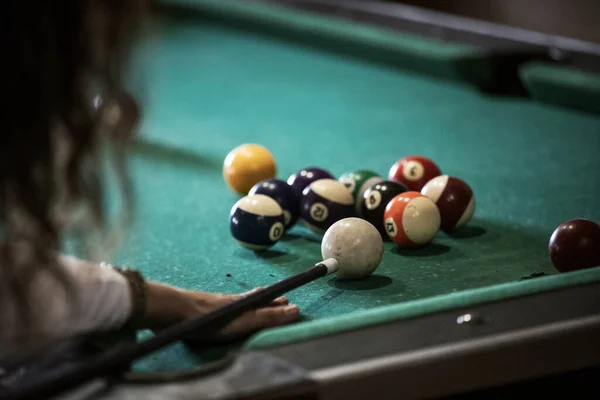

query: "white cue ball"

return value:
[321, 217, 384, 280]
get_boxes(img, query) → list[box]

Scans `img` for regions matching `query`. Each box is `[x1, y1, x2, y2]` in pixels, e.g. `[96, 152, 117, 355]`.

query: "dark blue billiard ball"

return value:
[300, 179, 354, 234]
[287, 167, 334, 199]
[230, 194, 285, 251]
[249, 178, 299, 230]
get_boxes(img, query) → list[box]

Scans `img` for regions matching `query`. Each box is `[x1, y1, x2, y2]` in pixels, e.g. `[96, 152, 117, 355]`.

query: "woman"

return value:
[0, 0, 299, 364]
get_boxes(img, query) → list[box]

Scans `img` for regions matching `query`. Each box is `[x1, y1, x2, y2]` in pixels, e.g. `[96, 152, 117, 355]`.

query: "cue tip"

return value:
[318, 258, 340, 275]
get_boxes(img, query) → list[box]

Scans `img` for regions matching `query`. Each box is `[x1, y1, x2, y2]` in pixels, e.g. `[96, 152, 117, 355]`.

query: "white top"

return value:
[0, 123, 134, 360]
[0, 253, 132, 359]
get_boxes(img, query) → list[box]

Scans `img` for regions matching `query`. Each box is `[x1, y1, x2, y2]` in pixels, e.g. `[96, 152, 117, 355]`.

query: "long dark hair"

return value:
[1, 0, 146, 344]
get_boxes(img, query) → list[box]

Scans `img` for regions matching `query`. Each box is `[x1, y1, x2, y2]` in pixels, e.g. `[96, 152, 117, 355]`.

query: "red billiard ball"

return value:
[549, 219, 600, 273]
[383, 191, 441, 247]
[421, 175, 475, 232]
[388, 156, 441, 191]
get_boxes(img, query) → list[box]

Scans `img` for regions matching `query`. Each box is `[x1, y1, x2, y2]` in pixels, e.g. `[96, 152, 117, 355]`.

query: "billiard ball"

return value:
[300, 179, 354, 233]
[249, 178, 299, 230]
[287, 167, 334, 199]
[420, 175, 475, 232]
[549, 219, 600, 273]
[388, 155, 441, 191]
[338, 169, 383, 214]
[230, 194, 285, 251]
[360, 180, 409, 238]
[321, 217, 384, 280]
[223, 144, 277, 195]
[384, 191, 441, 247]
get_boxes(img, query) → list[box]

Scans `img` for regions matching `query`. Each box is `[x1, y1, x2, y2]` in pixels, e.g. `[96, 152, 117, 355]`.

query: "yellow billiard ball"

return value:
[223, 144, 277, 195]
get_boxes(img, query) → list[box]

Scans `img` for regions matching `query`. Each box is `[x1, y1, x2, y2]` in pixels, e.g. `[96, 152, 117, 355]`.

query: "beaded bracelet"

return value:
[100, 262, 147, 328]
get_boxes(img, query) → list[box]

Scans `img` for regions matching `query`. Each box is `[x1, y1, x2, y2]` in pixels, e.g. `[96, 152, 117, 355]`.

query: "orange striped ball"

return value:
[383, 191, 441, 247]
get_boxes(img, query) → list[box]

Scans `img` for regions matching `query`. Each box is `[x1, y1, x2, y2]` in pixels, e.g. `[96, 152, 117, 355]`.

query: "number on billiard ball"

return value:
[385, 219, 397, 236]
[367, 191, 380, 208]
[388, 155, 441, 191]
[269, 222, 284, 242]
[310, 203, 328, 222]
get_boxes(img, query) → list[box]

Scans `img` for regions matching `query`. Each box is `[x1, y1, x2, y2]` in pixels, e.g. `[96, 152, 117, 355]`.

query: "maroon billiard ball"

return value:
[549, 219, 600, 273]
[388, 155, 441, 191]
[420, 175, 475, 232]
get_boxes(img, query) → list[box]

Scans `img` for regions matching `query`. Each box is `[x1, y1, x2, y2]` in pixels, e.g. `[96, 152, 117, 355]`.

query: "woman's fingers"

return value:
[222, 304, 300, 337]
[170, 288, 298, 340]
[267, 295, 289, 307]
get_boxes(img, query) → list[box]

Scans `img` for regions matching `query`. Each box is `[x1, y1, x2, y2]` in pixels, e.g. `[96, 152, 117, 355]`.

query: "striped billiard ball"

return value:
[230, 194, 285, 251]
[287, 167, 334, 199]
[300, 179, 354, 233]
[338, 169, 383, 214]
[360, 180, 409, 238]
[249, 178, 299, 230]
[420, 175, 475, 232]
[384, 191, 441, 247]
[388, 155, 441, 191]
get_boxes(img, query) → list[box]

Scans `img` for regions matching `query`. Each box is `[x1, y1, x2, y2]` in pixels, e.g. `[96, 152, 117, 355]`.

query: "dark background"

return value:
[390, 0, 600, 43]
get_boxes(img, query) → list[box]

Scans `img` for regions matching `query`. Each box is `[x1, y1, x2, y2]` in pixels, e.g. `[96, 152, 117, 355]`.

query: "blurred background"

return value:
[377, 0, 600, 43]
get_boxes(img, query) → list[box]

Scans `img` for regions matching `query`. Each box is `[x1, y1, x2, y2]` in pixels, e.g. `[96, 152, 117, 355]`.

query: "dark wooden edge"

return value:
[261, 279, 600, 398]
[253, 0, 600, 73]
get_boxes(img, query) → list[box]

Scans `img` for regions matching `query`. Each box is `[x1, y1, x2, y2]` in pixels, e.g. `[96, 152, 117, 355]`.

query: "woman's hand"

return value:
[139, 282, 300, 340]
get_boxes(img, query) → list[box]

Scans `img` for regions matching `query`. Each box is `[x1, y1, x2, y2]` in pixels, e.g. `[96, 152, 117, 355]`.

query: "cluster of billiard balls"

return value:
[227, 150, 476, 253]
[225, 145, 600, 276]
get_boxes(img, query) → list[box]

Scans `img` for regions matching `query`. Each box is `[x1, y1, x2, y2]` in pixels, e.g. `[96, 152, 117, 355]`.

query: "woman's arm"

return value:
[0, 254, 299, 355]
[0, 255, 133, 349]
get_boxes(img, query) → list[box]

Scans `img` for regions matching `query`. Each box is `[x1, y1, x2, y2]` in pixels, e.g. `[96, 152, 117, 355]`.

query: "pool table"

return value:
[57, 0, 600, 398]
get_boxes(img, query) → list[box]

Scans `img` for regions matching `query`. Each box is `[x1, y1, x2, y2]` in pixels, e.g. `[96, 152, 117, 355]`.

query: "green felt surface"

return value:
[114, 2, 600, 371]
[159, 0, 491, 86]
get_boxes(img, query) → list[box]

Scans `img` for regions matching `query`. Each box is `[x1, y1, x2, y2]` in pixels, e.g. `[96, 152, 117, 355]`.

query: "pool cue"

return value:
[7, 259, 340, 400]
